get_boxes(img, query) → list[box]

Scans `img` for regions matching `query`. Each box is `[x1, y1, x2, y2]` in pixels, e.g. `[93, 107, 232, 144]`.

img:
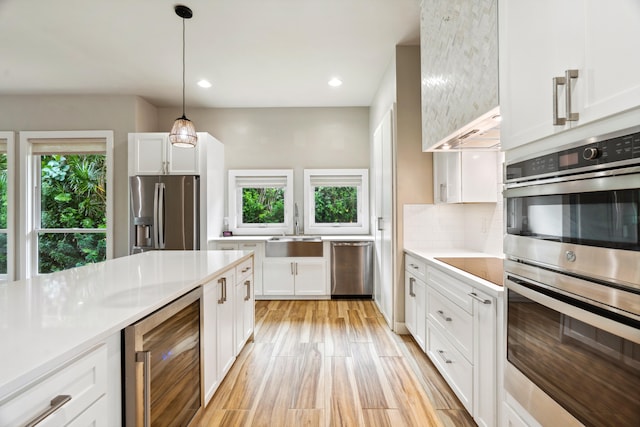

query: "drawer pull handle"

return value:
[410, 264, 420, 270]
[241, 267, 251, 273]
[437, 310, 452, 322]
[468, 292, 491, 304]
[437, 350, 452, 364]
[25, 394, 72, 427]
[409, 277, 416, 297]
[245, 280, 251, 301]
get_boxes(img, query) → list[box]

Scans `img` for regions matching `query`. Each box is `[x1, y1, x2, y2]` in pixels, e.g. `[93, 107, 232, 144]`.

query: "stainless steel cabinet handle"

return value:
[553, 75, 567, 125]
[468, 292, 491, 304]
[136, 351, 151, 427]
[409, 277, 415, 297]
[439, 183, 447, 203]
[377, 217, 383, 231]
[437, 310, 452, 322]
[223, 277, 227, 302]
[244, 280, 251, 301]
[437, 350, 452, 364]
[24, 394, 72, 427]
[290, 262, 294, 275]
[241, 267, 250, 273]
[565, 69, 579, 122]
[217, 277, 225, 304]
[295, 262, 298, 276]
[410, 263, 419, 270]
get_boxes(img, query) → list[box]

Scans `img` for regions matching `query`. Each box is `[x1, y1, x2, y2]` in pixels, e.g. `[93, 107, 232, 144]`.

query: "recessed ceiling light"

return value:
[197, 79, 212, 88]
[328, 77, 342, 87]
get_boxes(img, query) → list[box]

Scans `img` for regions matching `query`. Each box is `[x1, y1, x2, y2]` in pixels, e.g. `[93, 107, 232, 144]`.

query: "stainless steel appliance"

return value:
[331, 241, 373, 297]
[129, 175, 200, 254]
[124, 288, 203, 427]
[503, 126, 640, 426]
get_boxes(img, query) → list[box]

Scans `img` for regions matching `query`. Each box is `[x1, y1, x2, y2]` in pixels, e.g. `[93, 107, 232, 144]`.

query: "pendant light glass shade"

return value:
[169, 115, 198, 147]
[170, 5, 197, 148]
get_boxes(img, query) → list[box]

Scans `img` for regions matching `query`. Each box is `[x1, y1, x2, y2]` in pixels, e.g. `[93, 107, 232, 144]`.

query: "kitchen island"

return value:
[0, 250, 252, 426]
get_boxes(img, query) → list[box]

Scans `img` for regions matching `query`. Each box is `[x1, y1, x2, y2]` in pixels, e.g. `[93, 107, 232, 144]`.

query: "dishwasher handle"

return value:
[331, 242, 372, 247]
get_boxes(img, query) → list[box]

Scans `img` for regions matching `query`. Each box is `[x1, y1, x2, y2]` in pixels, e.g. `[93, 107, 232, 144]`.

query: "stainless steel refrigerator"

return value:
[129, 175, 200, 254]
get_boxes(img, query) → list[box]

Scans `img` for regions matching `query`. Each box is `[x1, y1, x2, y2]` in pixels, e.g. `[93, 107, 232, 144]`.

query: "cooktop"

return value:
[435, 257, 504, 287]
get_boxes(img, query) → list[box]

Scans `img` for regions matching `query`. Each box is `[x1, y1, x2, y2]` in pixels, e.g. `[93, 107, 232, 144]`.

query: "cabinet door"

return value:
[461, 152, 498, 203]
[262, 259, 295, 295]
[167, 142, 199, 174]
[433, 151, 461, 204]
[294, 259, 327, 296]
[405, 273, 417, 337]
[414, 278, 426, 352]
[235, 276, 254, 354]
[131, 133, 166, 175]
[472, 288, 497, 427]
[202, 278, 218, 404]
[578, 0, 640, 125]
[217, 272, 236, 379]
[66, 396, 107, 427]
[498, 0, 583, 150]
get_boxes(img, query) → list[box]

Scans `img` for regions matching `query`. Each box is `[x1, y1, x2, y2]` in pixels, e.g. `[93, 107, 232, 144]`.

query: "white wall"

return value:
[157, 106, 370, 225]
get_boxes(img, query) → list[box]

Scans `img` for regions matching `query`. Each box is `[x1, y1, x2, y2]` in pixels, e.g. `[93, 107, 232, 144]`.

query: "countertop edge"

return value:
[404, 248, 504, 296]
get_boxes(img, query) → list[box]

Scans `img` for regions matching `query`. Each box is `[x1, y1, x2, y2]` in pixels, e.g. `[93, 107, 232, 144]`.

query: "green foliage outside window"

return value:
[314, 186, 357, 223]
[242, 187, 285, 224]
[38, 154, 107, 274]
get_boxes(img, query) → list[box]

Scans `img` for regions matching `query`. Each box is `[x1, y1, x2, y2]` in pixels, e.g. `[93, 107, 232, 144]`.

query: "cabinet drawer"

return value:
[427, 323, 472, 413]
[427, 267, 473, 314]
[236, 257, 253, 282]
[214, 242, 239, 251]
[405, 254, 427, 282]
[428, 288, 473, 361]
[0, 345, 107, 426]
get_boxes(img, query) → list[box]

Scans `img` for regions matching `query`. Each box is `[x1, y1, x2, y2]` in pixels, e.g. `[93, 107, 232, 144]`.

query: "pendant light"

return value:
[169, 4, 198, 148]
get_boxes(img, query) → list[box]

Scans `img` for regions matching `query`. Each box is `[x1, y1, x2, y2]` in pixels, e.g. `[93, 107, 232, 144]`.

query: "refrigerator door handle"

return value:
[157, 183, 166, 249]
[153, 183, 160, 249]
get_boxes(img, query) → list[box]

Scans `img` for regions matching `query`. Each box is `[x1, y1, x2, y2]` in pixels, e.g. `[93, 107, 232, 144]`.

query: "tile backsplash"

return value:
[404, 201, 503, 255]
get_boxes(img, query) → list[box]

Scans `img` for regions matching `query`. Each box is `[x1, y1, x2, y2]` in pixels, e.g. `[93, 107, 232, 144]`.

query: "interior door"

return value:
[373, 108, 394, 326]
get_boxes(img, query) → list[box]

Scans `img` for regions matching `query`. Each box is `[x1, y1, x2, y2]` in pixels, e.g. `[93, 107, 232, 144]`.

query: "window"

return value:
[20, 131, 114, 277]
[304, 169, 369, 235]
[228, 170, 293, 235]
[0, 133, 14, 282]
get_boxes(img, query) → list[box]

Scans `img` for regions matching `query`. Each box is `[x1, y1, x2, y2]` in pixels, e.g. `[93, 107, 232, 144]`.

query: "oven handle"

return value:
[506, 273, 640, 342]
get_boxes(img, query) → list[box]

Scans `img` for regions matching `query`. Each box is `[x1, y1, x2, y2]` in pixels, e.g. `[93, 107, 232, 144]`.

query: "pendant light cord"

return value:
[181, 16, 186, 118]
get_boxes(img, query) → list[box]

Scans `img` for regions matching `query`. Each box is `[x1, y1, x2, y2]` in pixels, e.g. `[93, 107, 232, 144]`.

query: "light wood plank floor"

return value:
[195, 300, 475, 427]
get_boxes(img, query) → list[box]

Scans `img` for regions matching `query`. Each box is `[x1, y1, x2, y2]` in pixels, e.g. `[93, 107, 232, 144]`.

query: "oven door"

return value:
[504, 171, 640, 290]
[505, 270, 640, 427]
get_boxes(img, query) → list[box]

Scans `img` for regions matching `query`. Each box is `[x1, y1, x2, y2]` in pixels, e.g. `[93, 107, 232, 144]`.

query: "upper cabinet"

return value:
[499, 0, 640, 150]
[129, 132, 200, 175]
[420, 0, 499, 151]
[434, 151, 499, 204]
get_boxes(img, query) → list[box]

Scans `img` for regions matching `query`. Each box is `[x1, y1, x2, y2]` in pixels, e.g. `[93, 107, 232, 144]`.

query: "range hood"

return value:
[427, 106, 501, 151]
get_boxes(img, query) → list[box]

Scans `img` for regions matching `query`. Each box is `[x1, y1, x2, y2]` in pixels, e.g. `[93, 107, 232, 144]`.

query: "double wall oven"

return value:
[503, 127, 640, 426]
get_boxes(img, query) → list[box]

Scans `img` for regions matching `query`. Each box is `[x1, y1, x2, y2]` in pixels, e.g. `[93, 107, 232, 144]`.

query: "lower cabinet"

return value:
[0, 344, 108, 426]
[403, 253, 501, 427]
[202, 256, 255, 406]
[210, 240, 264, 296]
[262, 258, 327, 297]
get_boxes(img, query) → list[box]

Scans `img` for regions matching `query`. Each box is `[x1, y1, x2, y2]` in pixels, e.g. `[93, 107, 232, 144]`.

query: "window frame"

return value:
[303, 169, 370, 235]
[228, 169, 294, 235]
[0, 132, 14, 282]
[20, 131, 114, 278]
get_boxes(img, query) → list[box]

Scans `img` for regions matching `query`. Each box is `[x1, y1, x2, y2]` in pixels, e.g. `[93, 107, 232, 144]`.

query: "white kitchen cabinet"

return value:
[262, 258, 326, 297]
[499, 0, 640, 150]
[129, 132, 200, 175]
[202, 267, 236, 404]
[420, 0, 498, 150]
[433, 151, 498, 203]
[210, 240, 265, 296]
[0, 345, 107, 426]
[234, 257, 254, 354]
[405, 270, 427, 351]
[425, 264, 499, 427]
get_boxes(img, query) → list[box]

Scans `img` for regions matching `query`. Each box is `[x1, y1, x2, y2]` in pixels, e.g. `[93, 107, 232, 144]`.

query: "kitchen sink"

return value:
[265, 236, 323, 257]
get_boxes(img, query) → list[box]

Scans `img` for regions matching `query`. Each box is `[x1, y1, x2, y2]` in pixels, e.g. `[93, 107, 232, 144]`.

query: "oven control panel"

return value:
[506, 130, 640, 181]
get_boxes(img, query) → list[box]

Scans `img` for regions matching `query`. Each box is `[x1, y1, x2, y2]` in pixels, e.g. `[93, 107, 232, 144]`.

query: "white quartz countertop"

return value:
[404, 247, 505, 296]
[0, 250, 251, 398]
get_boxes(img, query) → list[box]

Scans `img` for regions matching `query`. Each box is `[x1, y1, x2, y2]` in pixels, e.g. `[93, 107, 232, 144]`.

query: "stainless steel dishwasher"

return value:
[330, 241, 373, 298]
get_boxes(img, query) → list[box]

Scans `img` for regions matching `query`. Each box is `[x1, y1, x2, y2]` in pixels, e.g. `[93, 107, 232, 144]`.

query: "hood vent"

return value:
[428, 106, 501, 151]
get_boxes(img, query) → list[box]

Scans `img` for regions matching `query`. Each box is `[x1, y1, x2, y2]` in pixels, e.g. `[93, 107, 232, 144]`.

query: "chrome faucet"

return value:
[294, 202, 300, 235]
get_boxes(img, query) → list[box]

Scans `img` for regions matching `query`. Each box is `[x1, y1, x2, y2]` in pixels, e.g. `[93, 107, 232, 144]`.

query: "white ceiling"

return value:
[0, 0, 420, 109]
